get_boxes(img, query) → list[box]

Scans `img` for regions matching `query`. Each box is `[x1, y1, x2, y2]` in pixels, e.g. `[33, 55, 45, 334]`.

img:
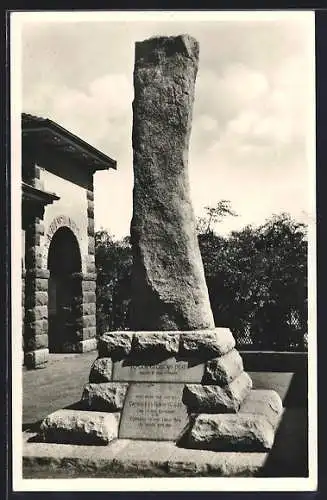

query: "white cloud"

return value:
[21, 17, 314, 239]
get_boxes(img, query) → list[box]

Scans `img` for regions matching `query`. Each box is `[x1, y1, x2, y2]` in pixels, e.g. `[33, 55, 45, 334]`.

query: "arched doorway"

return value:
[47, 227, 82, 353]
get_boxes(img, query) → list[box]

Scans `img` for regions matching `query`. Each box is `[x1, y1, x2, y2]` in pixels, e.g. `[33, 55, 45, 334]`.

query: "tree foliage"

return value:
[196, 200, 238, 234]
[198, 212, 308, 350]
[95, 230, 132, 335]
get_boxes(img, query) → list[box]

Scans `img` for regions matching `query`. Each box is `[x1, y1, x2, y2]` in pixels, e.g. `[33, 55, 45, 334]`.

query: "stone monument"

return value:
[38, 35, 283, 459]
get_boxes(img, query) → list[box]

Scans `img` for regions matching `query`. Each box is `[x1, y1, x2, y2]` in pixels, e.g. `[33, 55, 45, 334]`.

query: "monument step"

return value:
[180, 389, 283, 452]
[22, 431, 268, 477]
[23, 408, 306, 478]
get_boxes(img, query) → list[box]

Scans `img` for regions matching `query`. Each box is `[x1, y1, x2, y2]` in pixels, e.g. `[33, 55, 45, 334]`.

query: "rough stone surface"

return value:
[240, 389, 283, 428]
[132, 332, 179, 358]
[76, 338, 97, 353]
[81, 383, 128, 411]
[24, 334, 49, 351]
[183, 385, 236, 413]
[184, 372, 252, 413]
[203, 348, 244, 385]
[23, 431, 271, 477]
[130, 35, 215, 331]
[228, 371, 253, 408]
[98, 332, 133, 359]
[24, 348, 49, 369]
[182, 413, 275, 451]
[39, 409, 120, 445]
[180, 328, 235, 358]
[89, 358, 113, 383]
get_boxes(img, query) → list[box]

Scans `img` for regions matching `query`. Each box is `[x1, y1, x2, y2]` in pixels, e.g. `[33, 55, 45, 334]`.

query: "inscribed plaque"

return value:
[118, 383, 189, 441]
[112, 357, 204, 383]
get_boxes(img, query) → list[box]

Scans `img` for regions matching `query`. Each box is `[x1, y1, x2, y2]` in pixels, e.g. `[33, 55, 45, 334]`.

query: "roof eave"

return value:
[22, 115, 117, 171]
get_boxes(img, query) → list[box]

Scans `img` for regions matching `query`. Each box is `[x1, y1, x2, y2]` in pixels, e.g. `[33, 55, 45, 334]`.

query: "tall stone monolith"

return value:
[130, 35, 215, 331]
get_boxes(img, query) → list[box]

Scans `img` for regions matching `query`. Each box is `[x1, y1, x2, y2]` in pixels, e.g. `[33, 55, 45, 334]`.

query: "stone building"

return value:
[22, 113, 116, 369]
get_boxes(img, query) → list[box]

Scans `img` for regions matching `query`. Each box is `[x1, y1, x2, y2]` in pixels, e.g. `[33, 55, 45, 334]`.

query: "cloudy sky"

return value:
[18, 11, 315, 239]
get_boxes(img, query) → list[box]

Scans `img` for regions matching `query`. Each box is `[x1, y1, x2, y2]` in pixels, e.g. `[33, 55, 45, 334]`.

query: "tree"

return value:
[196, 200, 238, 234]
[95, 230, 132, 335]
[198, 212, 308, 350]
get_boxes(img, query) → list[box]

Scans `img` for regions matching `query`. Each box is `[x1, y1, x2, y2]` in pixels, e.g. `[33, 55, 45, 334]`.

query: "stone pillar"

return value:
[79, 273, 97, 352]
[86, 184, 96, 275]
[24, 210, 49, 369]
[22, 267, 26, 365]
[74, 174, 98, 353]
[130, 35, 215, 331]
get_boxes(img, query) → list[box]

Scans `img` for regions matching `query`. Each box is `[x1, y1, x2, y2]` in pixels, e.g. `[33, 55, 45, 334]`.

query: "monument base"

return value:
[23, 407, 308, 478]
[36, 330, 284, 454]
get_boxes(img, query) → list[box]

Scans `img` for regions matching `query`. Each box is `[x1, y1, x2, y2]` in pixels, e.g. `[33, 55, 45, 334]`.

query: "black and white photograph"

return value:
[10, 10, 317, 491]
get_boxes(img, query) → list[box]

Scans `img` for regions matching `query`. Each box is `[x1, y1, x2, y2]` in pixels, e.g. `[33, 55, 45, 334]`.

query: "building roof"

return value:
[22, 182, 60, 205]
[22, 113, 117, 172]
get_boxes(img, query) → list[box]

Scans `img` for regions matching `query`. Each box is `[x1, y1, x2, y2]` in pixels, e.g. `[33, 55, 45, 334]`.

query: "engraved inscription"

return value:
[119, 383, 189, 440]
[112, 357, 204, 383]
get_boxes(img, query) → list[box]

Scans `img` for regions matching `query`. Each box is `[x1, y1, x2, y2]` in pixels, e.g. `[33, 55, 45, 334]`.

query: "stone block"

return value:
[132, 332, 179, 359]
[87, 204, 94, 218]
[89, 357, 113, 383]
[98, 332, 133, 359]
[83, 272, 97, 281]
[24, 319, 48, 336]
[86, 263, 96, 274]
[88, 223, 95, 237]
[87, 190, 94, 201]
[26, 269, 50, 279]
[81, 382, 128, 411]
[82, 281, 96, 292]
[203, 349, 244, 386]
[83, 292, 96, 304]
[179, 328, 235, 359]
[81, 327, 97, 340]
[25, 287, 48, 309]
[183, 385, 238, 413]
[25, 334, 48, 351]
[76, 338, 97, 353]
[82, 303, 96, 316]
[239, 389, 283, 428]
[31, 277, 48, 292]
[33, 291, 48, 306]
[88, 238, 95, 254]
[35, 222, 45, 235]
[181, 413, 275, 451]
[39, 409, 120, 445]
[227, 371, 253, 407]
[30, 233, 41, 246]
[25, 306, 48, 322]
[184, 372, 252, 413]
[25, 246, 43, 266]
[24, 348, 49, 369]
[77, 315, 96, 328]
